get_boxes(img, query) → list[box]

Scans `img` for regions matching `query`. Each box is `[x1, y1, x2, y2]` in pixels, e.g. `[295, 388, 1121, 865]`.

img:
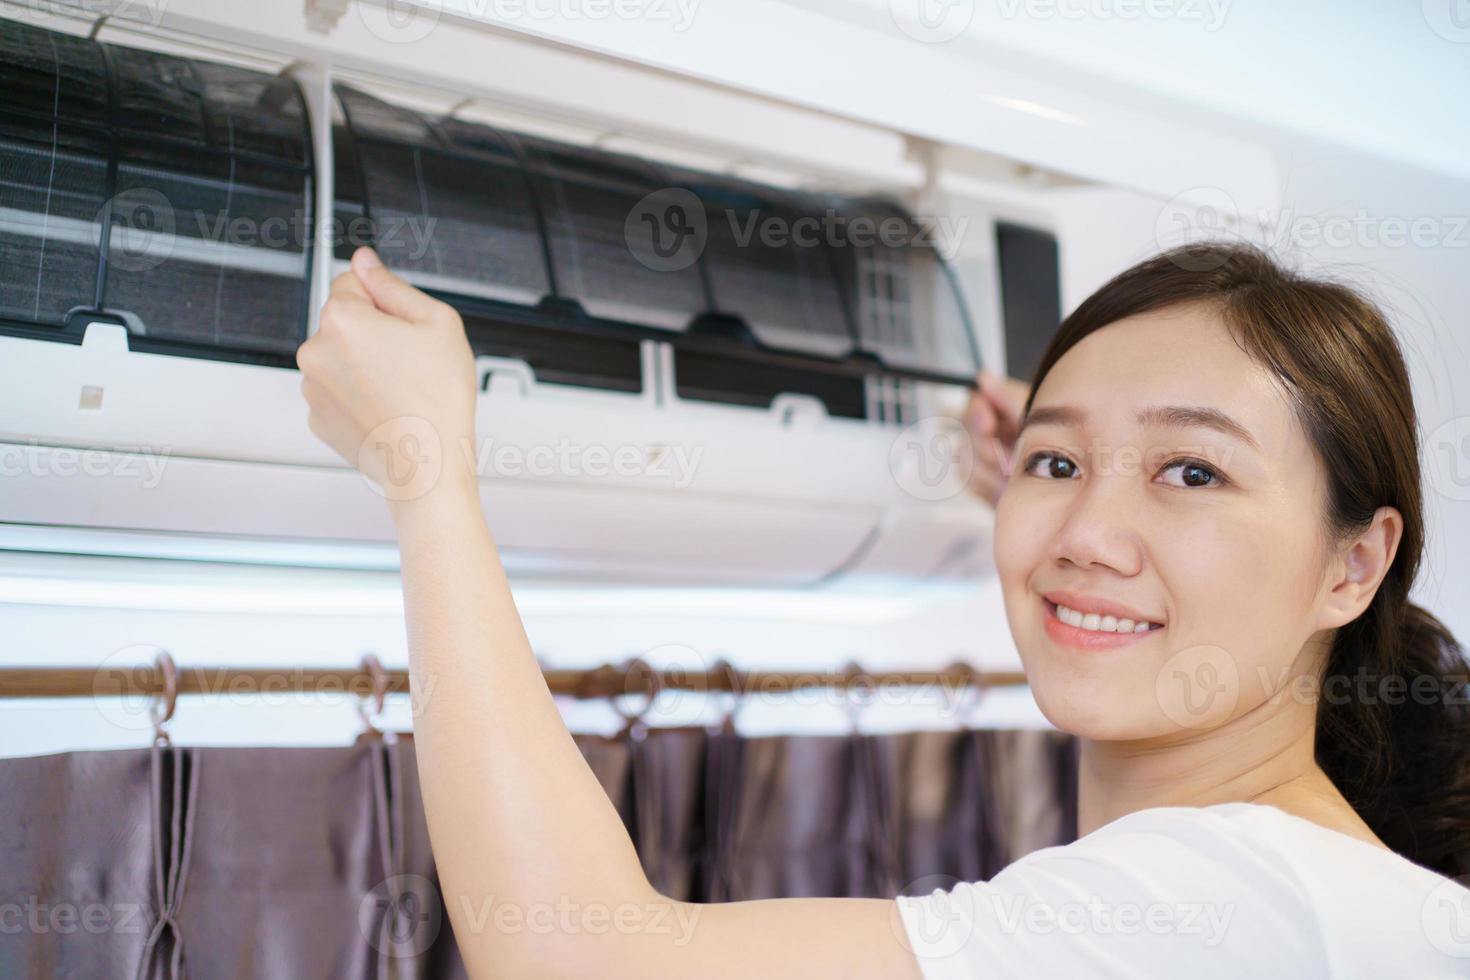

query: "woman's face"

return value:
[994, 301, 1336, 741]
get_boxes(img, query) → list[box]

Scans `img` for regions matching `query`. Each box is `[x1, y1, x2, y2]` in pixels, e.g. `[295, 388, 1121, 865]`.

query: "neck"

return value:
[1076, 684, 1328, 835]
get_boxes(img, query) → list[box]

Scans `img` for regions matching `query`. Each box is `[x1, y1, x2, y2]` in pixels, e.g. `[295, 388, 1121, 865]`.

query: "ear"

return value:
[1317, 505, 1403, 630]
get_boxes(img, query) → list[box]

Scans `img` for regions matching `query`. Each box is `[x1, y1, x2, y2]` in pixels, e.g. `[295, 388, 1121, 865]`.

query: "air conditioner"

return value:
[0, 0, 1278, 588]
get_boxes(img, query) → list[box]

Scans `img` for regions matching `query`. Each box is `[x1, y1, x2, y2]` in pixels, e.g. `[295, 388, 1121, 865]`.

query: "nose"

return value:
[1045, 472, 1146, 577]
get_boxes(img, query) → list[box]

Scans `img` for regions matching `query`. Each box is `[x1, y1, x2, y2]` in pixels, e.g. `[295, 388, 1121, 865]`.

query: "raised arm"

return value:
[298, 248, 926, 980]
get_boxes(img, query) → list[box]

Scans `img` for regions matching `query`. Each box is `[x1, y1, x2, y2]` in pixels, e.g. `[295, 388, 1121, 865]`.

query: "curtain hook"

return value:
[612, 657, 663, 742]
[707, 658, 747, 735]
[841, 660, 874, 736]
[943, 661, 989, 731]
[355, 653, 391, 742]
[149, 650, 178, 747]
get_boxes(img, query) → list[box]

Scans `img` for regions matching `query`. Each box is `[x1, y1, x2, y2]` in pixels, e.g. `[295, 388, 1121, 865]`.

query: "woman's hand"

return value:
[297, 247, 479, 512]
[965, 368, 1032, 507]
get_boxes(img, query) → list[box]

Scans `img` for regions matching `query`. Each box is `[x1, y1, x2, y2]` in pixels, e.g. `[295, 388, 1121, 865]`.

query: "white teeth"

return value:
[1054, 602, 1159, 634]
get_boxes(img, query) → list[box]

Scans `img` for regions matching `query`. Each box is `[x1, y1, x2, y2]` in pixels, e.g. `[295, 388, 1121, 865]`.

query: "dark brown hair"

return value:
[1024, 241, 1470, 877]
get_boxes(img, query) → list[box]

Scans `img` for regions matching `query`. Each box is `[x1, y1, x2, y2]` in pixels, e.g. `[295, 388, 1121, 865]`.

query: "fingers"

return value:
[351, 247, 443, 323]
[330, 267, 372, 303]
[980, 368, 1029, 434]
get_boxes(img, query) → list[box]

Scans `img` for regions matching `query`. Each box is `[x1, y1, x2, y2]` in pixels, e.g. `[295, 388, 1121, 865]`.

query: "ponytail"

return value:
[1317, 599, 1470, 877]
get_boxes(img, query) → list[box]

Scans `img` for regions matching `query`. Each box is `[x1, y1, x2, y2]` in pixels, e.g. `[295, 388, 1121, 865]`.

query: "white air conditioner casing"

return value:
[0, 0, 1278, 588]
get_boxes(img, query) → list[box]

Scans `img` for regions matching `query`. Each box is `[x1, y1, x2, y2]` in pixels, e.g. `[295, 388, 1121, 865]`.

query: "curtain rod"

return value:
[0, 659, 1028, 701]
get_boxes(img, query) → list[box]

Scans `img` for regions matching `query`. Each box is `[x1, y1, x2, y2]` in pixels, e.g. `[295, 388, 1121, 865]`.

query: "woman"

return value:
[298, 241, 1470, 977]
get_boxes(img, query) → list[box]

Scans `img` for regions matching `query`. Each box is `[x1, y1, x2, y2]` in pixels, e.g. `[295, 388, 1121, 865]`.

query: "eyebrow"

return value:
[1019, 404, 1262, 452]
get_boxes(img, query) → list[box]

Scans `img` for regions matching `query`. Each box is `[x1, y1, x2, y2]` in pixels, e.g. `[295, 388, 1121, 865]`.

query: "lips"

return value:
[1041, 598, 1162, 651]
[1040, 589, 1163, 628]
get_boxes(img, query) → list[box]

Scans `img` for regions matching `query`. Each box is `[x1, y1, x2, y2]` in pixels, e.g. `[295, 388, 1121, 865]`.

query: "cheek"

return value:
[993, 489, 1049, 605]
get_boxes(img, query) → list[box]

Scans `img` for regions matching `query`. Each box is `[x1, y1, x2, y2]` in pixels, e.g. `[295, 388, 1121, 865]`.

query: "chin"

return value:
[1019, 651, 1172, 742]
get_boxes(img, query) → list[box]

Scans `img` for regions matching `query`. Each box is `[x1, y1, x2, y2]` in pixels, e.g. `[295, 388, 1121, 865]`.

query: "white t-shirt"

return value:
[895, 802, 1470, 979]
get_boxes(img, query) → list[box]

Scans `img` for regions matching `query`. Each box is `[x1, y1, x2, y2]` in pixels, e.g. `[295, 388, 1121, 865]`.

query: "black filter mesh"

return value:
[101, 159, 307, 355]
[681, 169, 854, 359]
[516, 135, 707, 332]
[839, 200, 977, 378]
[0, 133, 106, 326]
[354, 139, 547, 303]
[0, 22, 108, 126]
[0, 21, 313, 359]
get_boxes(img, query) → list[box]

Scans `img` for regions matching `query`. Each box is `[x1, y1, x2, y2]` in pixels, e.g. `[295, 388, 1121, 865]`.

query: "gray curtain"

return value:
[0, 727, 1076, 977]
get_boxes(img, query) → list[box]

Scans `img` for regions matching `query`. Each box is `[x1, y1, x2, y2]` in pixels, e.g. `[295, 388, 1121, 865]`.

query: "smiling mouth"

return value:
[1041, 599, 1164, 649]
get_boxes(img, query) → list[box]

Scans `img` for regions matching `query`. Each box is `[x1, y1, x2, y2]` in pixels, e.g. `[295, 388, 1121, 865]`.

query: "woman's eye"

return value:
[1023, 452, 1079, 479]
[1159, 458, 1223, 488]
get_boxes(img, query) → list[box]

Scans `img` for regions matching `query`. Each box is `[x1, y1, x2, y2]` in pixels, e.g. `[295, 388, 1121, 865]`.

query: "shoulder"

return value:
[896, 803, 1470, 979]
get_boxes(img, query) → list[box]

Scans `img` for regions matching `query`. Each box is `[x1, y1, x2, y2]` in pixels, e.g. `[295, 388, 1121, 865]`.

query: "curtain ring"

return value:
[149, 650, 178, 747]
[356, 653, 390, 740]
[944, 661, 989, 730]
[841, 660, 874, 735]
[708, 658, 746, 735]
[612, 657, 663, 740]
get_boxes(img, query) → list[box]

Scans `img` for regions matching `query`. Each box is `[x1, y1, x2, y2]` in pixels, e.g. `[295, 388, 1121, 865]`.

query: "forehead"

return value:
[1031, 302, 1299, 454]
